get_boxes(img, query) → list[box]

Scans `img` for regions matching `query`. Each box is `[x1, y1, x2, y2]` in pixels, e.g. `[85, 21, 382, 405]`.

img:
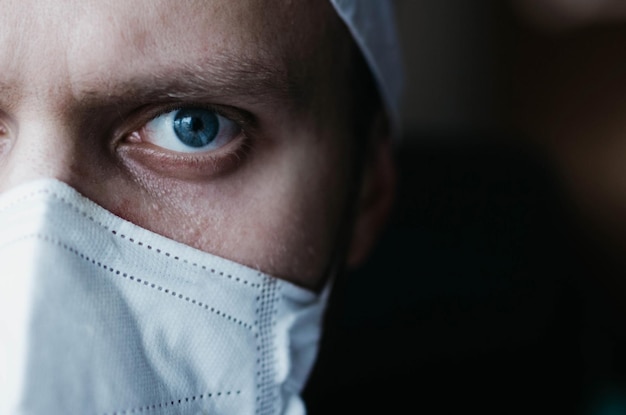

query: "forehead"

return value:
[0, 0, 339, 102]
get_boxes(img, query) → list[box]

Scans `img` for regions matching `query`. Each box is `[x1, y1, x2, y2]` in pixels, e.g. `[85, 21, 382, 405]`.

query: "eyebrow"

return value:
[73, 55, 307, 111]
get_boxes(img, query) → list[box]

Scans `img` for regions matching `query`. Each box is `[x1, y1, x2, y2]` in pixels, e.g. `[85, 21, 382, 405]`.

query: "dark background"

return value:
[304, 2, 626, 414]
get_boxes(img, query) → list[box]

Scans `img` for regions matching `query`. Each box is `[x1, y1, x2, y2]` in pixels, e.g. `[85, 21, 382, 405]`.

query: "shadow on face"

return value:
[0, 0, 393, 290]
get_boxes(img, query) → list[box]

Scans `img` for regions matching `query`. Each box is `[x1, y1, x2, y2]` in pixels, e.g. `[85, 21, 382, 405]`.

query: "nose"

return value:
[0, 119, 78, 194]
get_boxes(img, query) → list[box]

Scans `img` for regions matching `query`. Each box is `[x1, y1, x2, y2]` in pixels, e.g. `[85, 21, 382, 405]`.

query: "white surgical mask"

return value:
[0, 179, 327, 415]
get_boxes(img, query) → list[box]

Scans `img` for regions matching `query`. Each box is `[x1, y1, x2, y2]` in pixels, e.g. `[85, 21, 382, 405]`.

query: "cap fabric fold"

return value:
[329, 0, 404, 133]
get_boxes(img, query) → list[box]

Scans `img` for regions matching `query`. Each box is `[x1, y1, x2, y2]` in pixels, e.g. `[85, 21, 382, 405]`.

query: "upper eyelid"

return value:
[146, 103, 253, 127]
[112, 101, 257, 143]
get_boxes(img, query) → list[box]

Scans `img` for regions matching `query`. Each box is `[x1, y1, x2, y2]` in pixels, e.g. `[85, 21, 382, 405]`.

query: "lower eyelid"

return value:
[115, 129, 249, 181]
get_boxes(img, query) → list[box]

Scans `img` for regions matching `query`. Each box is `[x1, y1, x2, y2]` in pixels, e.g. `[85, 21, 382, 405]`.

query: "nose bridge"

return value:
[0, 118, 77, 193]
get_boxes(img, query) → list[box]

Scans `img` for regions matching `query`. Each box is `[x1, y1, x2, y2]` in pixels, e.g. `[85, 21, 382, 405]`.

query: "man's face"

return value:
[0, 0, 372, 289]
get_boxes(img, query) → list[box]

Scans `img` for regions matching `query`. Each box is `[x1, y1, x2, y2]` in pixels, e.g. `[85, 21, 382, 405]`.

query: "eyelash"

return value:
[114, 103, 255, 179]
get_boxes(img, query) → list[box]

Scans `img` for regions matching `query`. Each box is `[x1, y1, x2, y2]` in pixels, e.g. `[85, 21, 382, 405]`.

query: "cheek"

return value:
[80, 134, 354, 290]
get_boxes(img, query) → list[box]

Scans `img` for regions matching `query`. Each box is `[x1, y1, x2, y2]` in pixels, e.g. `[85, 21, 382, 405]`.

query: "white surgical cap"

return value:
[329, 0, 404, 134]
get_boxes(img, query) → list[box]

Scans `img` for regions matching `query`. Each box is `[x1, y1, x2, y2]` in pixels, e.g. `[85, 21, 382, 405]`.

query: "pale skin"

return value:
[0, 0, 395, 290]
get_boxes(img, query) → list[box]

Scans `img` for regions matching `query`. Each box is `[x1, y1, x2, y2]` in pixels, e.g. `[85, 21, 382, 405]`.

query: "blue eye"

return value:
[143, 108, 240, 153]
[173, 108, 219, 148]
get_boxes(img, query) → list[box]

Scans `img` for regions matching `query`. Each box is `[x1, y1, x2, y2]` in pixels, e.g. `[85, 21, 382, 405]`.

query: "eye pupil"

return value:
[190, 117, 203, 131]
[173, 108, 219, 148]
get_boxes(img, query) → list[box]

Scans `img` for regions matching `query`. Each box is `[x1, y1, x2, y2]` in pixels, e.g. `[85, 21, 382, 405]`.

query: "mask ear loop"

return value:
[315, 125, 375, 306]
[302, 179, 362, 401]
[314, 129, 369, 296]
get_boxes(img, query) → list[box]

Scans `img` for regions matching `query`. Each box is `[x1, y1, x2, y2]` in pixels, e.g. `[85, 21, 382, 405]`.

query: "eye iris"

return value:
[173, 109, 219, 148]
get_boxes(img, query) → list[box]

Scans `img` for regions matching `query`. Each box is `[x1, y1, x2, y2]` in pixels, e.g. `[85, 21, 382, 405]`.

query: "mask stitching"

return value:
[102, 390, 242, 415]
[0, 186, 324, 414]
[111, 230, 260, 288]
[255, 277, 281, 415]
[0, 188, 262, 288]
[4, 232, 256, 331]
